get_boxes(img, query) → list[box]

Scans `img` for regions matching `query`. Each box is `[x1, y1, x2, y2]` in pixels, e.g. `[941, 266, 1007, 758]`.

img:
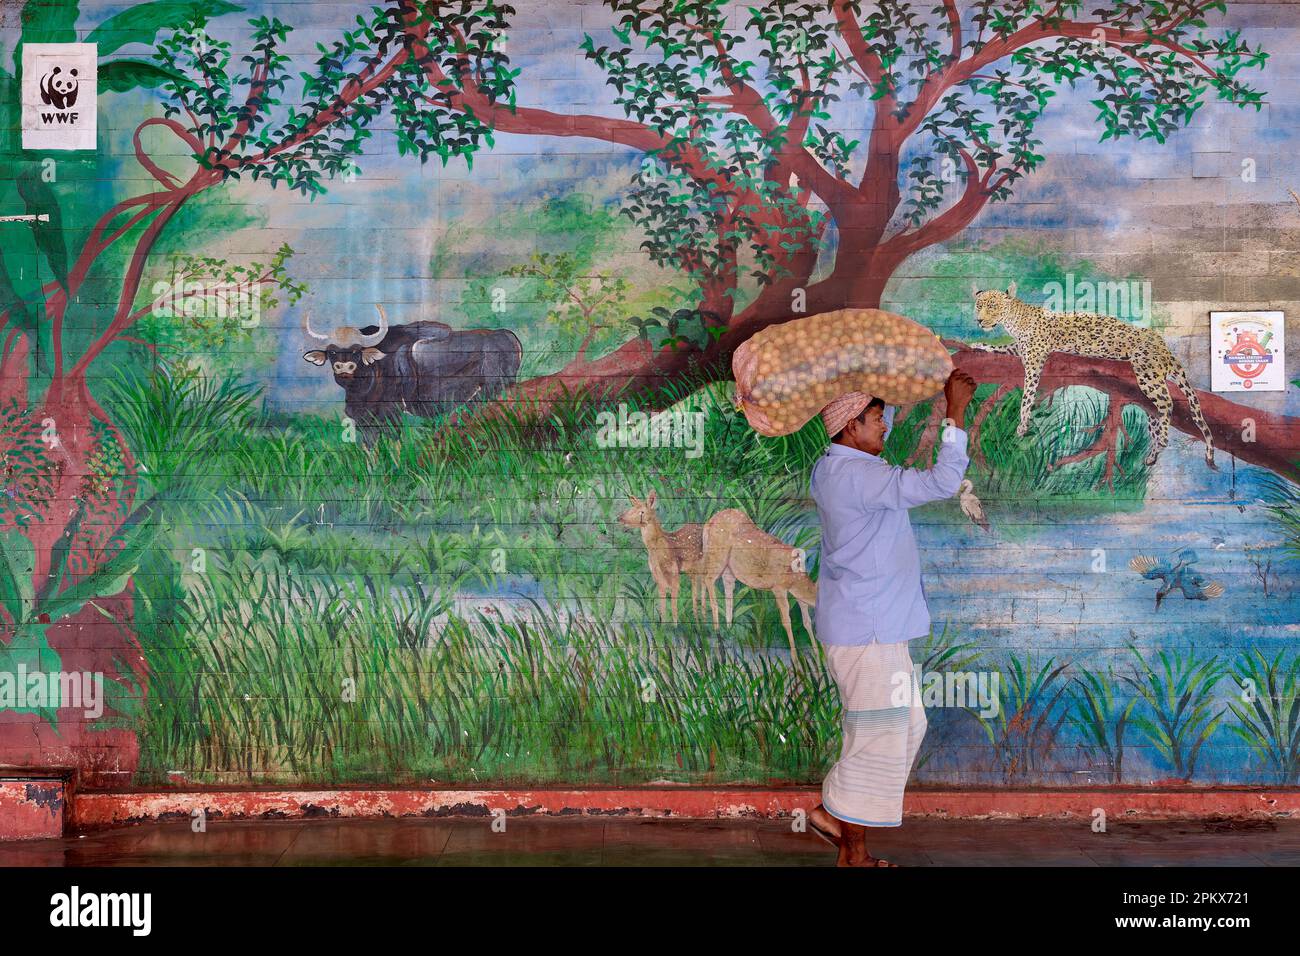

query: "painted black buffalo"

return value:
[303, 305, 522, 438]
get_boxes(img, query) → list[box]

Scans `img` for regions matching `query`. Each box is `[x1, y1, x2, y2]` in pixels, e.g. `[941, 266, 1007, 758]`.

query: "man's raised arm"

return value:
[860, 369, 977, 511]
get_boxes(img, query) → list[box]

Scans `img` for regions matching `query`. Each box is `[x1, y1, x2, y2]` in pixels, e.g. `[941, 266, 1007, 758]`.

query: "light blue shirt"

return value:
[809, 405, 970, 646]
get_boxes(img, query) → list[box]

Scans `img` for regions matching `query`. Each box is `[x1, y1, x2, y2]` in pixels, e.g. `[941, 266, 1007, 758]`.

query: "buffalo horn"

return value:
[357, 304, 389, 348]
[303, 310, 330, 341]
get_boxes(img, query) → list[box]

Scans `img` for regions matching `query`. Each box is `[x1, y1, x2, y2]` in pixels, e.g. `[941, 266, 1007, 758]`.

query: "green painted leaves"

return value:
[12, 0, 80, 74]
[2, 504, 159, 634]
[0, 623, 62, 724]
[99, 60, 183, 94]
[629, 306, 725, 353]
[0, 531, 57, 724]
[87, 1, 244, 57]
[0, 530, 36, 627]
[15, 166, 68, 293]
[0, 506, 159, 726]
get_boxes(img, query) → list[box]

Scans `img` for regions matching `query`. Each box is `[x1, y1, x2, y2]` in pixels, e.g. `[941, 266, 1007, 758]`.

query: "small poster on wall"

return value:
[1210, 310, 1286, 392]
[22, 43, 97, 151]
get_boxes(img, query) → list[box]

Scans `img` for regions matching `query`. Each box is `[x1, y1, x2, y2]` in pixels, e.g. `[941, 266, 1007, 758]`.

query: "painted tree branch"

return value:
[943, 341, 1300, 483]
[441, 332, 1300, 489]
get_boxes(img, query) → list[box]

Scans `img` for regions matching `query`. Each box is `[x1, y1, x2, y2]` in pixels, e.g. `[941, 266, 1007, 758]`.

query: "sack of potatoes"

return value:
[732, 308, 953, 437]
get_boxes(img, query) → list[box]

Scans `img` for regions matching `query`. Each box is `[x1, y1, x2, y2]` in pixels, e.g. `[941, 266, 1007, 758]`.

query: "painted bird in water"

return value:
[957, 479, 990, 532]
[1129, 548, 1225, 609]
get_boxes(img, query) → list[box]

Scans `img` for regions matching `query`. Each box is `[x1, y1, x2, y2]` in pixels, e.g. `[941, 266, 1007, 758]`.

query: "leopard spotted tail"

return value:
[1167, 358, 1217, 470]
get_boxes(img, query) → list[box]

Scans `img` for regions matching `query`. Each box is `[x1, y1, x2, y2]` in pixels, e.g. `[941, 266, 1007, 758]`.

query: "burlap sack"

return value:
[732, 308, 952, 437]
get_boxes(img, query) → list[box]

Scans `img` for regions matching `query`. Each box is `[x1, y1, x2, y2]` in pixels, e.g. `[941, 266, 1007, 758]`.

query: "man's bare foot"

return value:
[809, 804, 841, 845]
[836, 820, 900, 866]
[836, 844, 899, 867]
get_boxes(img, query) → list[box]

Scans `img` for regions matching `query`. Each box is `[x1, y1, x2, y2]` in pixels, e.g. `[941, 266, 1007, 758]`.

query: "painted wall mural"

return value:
[0, 0, 1297, 791]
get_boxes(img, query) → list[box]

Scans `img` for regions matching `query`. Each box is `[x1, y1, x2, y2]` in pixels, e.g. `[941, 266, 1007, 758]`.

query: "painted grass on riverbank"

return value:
[115, 363, 1157, 785]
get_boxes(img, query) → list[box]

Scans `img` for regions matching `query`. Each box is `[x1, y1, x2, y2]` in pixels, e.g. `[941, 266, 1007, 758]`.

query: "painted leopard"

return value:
[970, 281, 1216, 470]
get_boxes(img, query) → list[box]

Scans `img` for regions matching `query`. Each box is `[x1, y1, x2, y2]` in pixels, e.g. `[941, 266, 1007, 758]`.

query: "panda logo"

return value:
[39, 66, 79, 110]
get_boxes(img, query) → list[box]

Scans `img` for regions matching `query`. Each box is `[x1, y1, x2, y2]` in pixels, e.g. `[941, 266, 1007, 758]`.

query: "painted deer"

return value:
[618, 492, 708, 624]
[699, 508, 816, 665]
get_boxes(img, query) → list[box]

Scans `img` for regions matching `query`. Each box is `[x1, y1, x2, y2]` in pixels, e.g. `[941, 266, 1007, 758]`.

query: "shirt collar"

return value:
[825, 442, 883, 463]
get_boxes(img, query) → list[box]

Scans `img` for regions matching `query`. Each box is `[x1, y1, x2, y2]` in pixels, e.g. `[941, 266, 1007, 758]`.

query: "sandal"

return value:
[809, 818, 839, 849]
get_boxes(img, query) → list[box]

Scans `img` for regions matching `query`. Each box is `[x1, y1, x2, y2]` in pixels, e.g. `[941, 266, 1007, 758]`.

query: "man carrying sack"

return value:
[806, 369, 977, 867]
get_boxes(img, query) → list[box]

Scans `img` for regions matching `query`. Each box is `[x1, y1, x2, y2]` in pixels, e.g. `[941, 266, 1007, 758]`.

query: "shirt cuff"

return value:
[939, 424, 969, 455]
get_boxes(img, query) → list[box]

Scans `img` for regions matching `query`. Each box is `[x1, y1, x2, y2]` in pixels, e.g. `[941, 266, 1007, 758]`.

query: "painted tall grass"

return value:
[912, 622, 986, 773]
[1069, 664, 1137, 784]
[134, 548, 844, 785]
[1122, 644, 1227, 783]
[972, 654, 1072, 783]
[109, 359, 1180, 785]
[1227, 647, 1300, 785]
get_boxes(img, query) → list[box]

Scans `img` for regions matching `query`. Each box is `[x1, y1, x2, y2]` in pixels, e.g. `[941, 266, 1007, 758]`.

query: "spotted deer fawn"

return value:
[618, 492, 709, 624]
[699, 508, 816, 665]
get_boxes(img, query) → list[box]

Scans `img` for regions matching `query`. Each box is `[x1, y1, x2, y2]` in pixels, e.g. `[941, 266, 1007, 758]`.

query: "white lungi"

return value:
[821, 640, 926, 827]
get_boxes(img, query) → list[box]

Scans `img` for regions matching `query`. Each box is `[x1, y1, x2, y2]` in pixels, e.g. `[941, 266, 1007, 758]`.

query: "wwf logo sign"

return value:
[22, 43, 97, 151]
[39, 65, 81, 110]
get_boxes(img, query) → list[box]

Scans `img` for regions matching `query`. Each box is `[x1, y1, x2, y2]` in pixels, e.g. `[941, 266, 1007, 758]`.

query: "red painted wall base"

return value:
[0, 778, 66, 840]
[62, 785, 1300, 833]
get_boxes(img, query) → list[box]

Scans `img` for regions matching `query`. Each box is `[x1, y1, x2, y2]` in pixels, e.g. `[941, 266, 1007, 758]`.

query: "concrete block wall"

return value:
[0, 0, 1297, 792]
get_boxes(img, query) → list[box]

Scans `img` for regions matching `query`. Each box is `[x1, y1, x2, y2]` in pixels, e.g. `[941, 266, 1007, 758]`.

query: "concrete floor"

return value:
[1, 816, 1297, 866]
